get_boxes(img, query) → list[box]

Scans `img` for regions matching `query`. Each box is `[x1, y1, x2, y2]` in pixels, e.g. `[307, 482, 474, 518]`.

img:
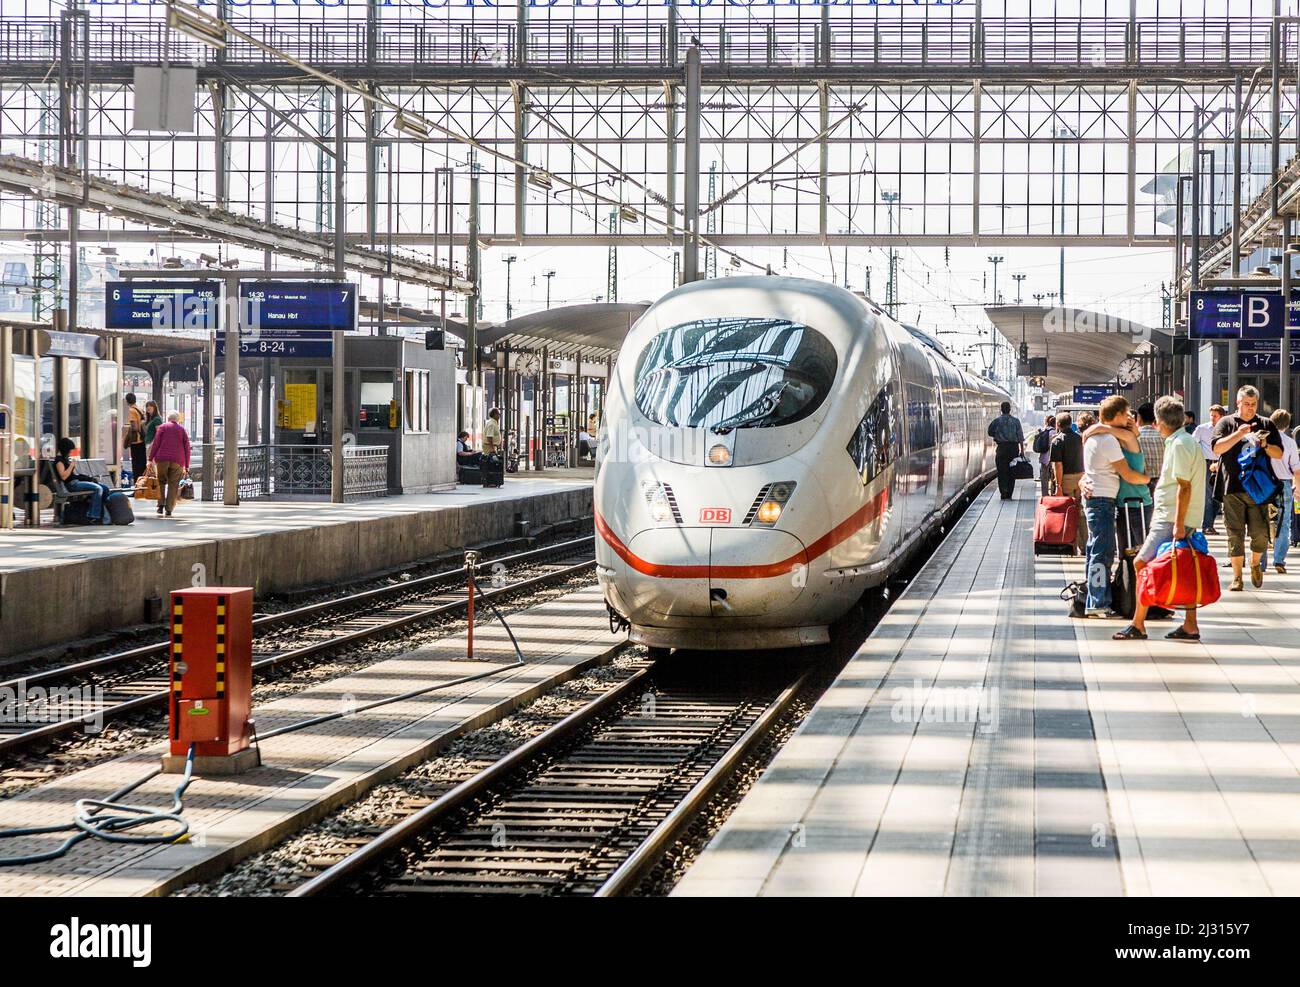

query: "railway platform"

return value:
[675, 482, 1300, 897]
[0, 474, 593, 661]
[0, 584, 620, 896]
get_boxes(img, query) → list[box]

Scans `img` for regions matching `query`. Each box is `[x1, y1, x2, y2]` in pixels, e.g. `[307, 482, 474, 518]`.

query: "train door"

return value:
[898, 347, 938, 538]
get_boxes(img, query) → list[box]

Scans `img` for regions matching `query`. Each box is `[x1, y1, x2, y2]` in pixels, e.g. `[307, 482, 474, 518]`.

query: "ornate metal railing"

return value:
[342, 446, 389, 501]
[200, 444, 388, 502]
[0, 16, 1287, 73]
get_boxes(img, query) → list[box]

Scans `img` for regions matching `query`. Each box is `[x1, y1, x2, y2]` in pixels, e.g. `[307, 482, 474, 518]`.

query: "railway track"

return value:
[0, 535, 596, 756]
[285, 658, 807, 897]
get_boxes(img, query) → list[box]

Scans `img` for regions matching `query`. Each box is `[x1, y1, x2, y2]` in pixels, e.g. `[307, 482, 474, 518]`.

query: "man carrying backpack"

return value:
[1212, 385, 1283, 591]
[1033, 414, 1056, 497]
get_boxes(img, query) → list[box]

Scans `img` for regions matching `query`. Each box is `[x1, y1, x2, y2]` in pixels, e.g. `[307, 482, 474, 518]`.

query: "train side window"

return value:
[905, 381, 936, 450]
[847, 383, 894, 483]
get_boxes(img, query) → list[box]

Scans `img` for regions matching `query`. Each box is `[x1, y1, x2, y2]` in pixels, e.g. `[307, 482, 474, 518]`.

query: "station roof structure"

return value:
[477, 302, 650, 358]
[983, 305, 1172, 395]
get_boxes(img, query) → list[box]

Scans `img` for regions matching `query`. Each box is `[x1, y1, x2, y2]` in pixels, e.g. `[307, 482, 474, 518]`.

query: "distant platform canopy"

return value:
[983, 305, 1172, 395]
[477, 302, 649, 358]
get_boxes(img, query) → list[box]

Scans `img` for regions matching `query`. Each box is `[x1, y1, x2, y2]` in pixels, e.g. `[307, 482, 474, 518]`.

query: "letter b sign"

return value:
[1241, 292, 1283, 340]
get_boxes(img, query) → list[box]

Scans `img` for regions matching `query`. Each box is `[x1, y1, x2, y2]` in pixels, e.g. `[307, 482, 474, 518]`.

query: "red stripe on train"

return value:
[594, 488, 889, 580]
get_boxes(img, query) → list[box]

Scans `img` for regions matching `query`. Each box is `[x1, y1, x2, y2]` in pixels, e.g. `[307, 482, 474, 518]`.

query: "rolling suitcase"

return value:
[480, 453, 504, 489]
[1033, 495, 1079, 555]
[1110, 501, 1149, 621]
[106, 491, 135, 526]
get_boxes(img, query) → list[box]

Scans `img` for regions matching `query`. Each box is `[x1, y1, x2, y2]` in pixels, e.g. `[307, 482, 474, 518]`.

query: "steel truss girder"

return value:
[5, 229, 1168, 249]
[0, 66, 1283, 89]
[0, 151, 472, 293]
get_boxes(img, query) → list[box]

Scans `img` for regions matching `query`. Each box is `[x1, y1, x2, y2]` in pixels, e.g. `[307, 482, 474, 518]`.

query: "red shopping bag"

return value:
[1137, 541, 1221, 609]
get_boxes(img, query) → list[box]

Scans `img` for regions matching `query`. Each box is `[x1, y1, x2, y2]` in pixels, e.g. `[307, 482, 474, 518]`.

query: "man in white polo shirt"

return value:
[1112, 395, 1206, 643]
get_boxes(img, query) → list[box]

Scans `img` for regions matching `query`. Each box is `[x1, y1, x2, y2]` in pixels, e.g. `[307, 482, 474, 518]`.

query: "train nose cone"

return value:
[707, 528, 808, 617]
[618, 527, 808, 619]
[624, 528, 712, 617]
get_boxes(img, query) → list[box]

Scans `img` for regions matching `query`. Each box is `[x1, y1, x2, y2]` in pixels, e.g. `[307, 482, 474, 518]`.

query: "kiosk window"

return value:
[404, 369, 430, 433]
[360, 371, 396, 430]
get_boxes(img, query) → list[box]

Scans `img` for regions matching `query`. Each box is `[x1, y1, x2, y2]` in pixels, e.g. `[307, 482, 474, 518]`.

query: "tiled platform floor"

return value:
[675, 484, 1300, 897]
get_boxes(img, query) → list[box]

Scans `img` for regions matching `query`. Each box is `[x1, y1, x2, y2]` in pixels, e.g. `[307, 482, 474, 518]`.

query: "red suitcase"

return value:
[1033, 495, 1079, 555]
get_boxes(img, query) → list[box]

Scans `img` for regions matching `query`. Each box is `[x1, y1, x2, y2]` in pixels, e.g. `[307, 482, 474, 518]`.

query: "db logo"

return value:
[699, 507, 731, 524]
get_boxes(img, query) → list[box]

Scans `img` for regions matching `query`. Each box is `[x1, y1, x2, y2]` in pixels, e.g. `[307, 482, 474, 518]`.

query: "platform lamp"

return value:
[1012, 273, 1026, 305]
[987, 256, 1005, 305]
[503, 255, 518, 321]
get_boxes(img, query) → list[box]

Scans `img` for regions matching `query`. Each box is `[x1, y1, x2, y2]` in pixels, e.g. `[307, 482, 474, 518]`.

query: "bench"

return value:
[40, 458, 109, 526]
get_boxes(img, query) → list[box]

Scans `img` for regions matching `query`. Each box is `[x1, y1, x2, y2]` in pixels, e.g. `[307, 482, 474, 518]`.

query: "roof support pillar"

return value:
[681, 46, 701, 283]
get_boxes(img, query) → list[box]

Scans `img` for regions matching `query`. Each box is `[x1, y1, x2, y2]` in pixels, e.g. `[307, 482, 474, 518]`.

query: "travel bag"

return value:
[1033, 495, 1079, 555]
[1137, 539, 1221, 609]
[1009, 456, 1035, 480]
[105, 491, 135, 526]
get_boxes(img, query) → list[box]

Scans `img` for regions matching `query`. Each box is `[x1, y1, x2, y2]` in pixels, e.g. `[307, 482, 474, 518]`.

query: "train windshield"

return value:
[633, 317, 837, 431]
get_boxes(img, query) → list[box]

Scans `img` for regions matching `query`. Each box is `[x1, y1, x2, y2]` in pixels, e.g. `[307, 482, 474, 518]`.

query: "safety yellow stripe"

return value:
[217, 605, 226, 617]
[172, 605, 183, 616]
[172, 643, 183, 655]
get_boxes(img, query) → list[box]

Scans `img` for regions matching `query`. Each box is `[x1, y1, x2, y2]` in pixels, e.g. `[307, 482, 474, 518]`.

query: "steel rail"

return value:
[289, 666, 808, 898]
[0, 535, 594, 694]
[0, 553, 596, 757]
[288, 665, 652, 897]
[593, 670, 809, 897]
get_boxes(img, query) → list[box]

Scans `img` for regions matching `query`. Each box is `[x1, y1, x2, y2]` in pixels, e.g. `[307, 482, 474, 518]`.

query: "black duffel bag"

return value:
[1009, 455, 1035, 480]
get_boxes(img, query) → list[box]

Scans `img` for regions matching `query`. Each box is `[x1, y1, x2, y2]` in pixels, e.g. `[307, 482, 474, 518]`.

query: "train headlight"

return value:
[751, 481, 796, 527]
[642, 481, 678, 523]
[707, 444, 732, 466]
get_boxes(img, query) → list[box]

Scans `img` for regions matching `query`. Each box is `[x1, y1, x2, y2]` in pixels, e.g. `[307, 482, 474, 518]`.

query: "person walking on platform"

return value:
[1193, 404, 1225, 534]
[1050, 412, 1087, 551]
[1112, 396, 1207, 643]
[483, 407, 502, 455]
[123, 393, 147, 483]
[149, 412, 191, 518]
[1213, 385, 1283, 591]
[1269, 409, 1300, 574]
[1136, 402, 1164, 496]
[1033, 414, 1056, 498]
[1078, 395, 1150, 617]
[987, 401, 1024, 500]
[143, 400, 164, 447]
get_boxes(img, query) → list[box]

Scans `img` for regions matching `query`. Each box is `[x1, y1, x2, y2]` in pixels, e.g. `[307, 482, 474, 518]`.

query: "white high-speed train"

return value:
[594, 276, 1010, 652]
